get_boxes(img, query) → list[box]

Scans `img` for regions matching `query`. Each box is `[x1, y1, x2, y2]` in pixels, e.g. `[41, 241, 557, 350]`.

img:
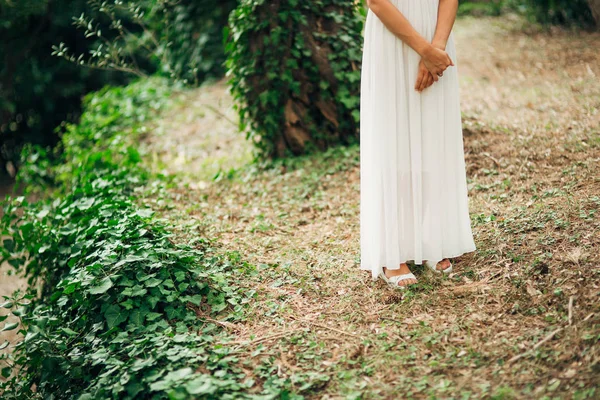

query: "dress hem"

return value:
[359, 244, 477, 280]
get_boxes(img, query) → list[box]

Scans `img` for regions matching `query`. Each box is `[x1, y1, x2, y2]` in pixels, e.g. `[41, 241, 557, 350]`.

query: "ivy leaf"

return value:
[129, 309, 147, 326]
[145, 312, 162, 322]
[77, 197, 95, 210]
[174, 270, 186, 282]
[1, 367, 11, 379]
[3, 239, 14, 252]
[89, 277, 113, 295]
[135, 209, 154, 218]
[1, 322, 19, 332]
[104, 304, 128, 329]
[184, 295, 204, 306]
[185, 377, 214, 395]
[61, 327, 78, 336]
[123, 285, 147, 297]
[144, 277, 163, 288]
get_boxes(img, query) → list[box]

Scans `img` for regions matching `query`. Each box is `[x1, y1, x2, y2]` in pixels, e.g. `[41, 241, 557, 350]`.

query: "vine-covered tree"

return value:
[226, 0, 364, 159]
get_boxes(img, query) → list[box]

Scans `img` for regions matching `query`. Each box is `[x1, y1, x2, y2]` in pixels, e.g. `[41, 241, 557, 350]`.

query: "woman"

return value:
[360, 0, 476, 288]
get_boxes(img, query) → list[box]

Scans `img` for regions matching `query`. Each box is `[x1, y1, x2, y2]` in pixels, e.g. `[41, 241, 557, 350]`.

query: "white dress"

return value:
[359, 0, 476, 279]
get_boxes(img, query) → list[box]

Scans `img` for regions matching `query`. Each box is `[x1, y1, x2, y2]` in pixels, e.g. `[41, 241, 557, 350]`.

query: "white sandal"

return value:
[424, 258, 453, 274]
[379, 271, 418, 289]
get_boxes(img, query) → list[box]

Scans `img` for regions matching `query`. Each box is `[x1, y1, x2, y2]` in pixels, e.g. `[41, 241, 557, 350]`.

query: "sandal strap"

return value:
[425, 259, 452, 271]
[388, 273, 417, 284]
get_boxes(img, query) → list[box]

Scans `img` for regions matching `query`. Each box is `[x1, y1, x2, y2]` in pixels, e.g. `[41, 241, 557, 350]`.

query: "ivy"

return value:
[0, 78, 262, 399]
[225, 0, 364, 159]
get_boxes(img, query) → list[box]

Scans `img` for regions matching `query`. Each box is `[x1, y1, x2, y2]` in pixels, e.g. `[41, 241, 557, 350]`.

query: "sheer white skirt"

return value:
[359, 0, 476, 279]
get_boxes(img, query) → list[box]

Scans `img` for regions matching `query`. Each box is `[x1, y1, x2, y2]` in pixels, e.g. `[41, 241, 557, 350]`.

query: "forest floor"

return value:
[0, 14, 592, 400]
[143, 15, 600, 399]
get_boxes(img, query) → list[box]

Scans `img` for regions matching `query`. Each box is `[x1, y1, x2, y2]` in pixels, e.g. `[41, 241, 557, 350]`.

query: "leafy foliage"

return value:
[225, 0, 363, 159]
[523, 0, 597, 27]
[0, 0, 126, 168]
[0, 0, 236, 175]
[151, 0, 239, 84]
[0, 79, 261, 399]
[458, 0, 506, 16]
[457, 0, 598, 28]
[53, 0, 238, 84]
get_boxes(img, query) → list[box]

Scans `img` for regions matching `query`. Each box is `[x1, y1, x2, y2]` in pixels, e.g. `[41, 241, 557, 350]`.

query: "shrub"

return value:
[0, 0, 237, 176]
[0, 79, 255, 399]
[225, 0, 363, 159]
[456, 0, 598, 28]
[523, 0, 597, 28]
[458, 0, 506, 16]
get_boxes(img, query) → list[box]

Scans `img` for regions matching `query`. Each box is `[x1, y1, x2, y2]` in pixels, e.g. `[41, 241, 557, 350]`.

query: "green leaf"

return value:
[135, 209, 154, 218]
[77, 197, 95, 210]
[184, 295, 204, 306]
[3, 239, 14, 252]
[104, 304, 128, 329]
[61, 327, 78, 336]
[145, 312, 162, 322]
[127, 146, 141, 163]
[89, 277, 113, 295]
[129, 309, 146, 326]
[144, 277, 163, 288]
[185, 377, 214, 395]
[1, 322, 19, 332]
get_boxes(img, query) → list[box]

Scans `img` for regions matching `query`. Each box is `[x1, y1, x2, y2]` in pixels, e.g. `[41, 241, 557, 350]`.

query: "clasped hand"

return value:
[415, 45, 454, 92]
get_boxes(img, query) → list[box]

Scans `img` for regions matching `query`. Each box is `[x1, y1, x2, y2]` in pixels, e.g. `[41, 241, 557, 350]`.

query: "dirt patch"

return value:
[145, 15, 600, 399]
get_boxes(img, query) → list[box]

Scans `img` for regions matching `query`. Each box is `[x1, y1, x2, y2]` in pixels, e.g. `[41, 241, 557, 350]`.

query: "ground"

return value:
[2, 14, 599, 399]
[144, 15, 599, 399]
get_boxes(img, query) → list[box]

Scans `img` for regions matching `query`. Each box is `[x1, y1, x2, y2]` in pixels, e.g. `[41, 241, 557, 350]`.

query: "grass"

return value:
[143, 15, 599, 399]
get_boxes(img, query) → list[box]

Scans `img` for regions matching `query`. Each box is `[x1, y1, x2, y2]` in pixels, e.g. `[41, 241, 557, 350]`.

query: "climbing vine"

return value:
[225, 0, 364, 159]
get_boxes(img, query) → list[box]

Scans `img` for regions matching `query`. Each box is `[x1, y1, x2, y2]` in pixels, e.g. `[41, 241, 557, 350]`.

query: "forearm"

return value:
[367, 0, 432, 57]
[432, 0, 458, 49]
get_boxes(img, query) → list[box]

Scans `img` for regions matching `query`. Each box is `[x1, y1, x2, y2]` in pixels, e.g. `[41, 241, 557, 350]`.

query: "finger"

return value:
[418, 68, 428, 91]
[415, 69, 424, 91]
[419, 73, 428, 91]
[448, 55, 454, 66]
[426, 74, 434, 88]
[417, 71, 426, 92]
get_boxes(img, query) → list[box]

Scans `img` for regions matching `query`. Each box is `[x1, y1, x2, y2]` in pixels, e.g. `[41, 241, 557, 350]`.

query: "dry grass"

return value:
[144, 16, 599, 399]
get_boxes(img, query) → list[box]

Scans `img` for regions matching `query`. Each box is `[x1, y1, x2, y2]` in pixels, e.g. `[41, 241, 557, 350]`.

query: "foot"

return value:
[383, 263, 418, 287]
[424, 258, 452, 272]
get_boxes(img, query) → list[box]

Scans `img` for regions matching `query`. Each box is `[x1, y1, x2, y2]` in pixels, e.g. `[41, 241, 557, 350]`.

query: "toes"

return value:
[436, 259, 450, 270]
[397, 278, 417, 287]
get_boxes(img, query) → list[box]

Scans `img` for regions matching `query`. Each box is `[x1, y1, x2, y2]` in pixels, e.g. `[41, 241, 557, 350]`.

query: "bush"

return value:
[0, 0, 127, 171]
[150, 0, 239, 84]
[523, 0, 597, 28]
[457, 0, 598, 28]
[0, 0, 237, 176]
[225, 0, 363, 159]
[0, 79, 256, 399]
[458, 0, 505, 16]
